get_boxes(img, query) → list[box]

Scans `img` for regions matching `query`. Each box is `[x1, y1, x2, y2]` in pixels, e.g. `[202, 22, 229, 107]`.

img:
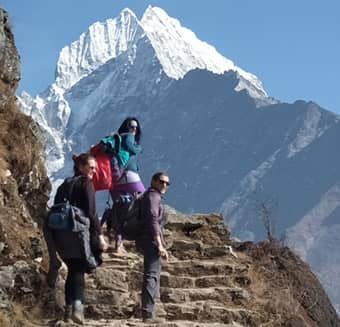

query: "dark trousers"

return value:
[63, 259, 87, 305]
[136, 238, 161, 314]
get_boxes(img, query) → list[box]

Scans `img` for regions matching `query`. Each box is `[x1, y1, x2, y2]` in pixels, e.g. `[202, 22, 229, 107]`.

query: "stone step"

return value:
[163, 260, 248, 277]
[163, 302, 260, 326]
[102, 252, 141, 265]
[100, 263, 132, 271]
[160, 287, 249, 305]
[84, 289, 252, 323]
[170, 240, 236, 260]
[161, 272, 238, 288]
[87, 267, 130, 291]
[161, 273, 251, 289]
[47, 317, 245, 326]
[102, 257, 131, 266]
[83, 302, 256, 325]
[161, 272, 195, 288]
[93, 270, 251, 293]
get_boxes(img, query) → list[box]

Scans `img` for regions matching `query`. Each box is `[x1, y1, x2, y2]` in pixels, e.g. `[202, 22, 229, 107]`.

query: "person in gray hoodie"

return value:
[136, 172, 170, 323]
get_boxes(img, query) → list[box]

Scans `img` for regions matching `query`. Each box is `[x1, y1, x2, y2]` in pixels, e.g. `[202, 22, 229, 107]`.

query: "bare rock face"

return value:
[0, 6, 51, 325]
[0, 8, 19, 105]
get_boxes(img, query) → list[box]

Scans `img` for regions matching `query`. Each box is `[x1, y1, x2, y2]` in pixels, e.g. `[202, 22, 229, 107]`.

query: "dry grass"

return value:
[0, 311, 11, 327]
[0, 109, 10, 180]
[0, 103, 42, 185]
[0, 302, 45, 327]
[242, 240, 337, 326]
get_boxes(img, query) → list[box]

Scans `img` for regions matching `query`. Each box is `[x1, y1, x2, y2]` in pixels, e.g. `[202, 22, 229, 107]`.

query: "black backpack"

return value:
[47, 177, 84, 230]
[120, 193, 145, 240]
[104, 193, 145, 240]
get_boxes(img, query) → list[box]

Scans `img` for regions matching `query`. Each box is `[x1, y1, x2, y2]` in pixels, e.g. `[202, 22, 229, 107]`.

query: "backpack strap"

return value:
[106, 190, 111, 208]
[65, 176, 81, 203]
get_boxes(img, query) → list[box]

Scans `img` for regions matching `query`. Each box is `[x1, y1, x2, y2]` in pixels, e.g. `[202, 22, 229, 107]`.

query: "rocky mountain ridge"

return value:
[15, 5, 340, 312]
[1, 4, 340, 326]
[0, 5, 51, 324]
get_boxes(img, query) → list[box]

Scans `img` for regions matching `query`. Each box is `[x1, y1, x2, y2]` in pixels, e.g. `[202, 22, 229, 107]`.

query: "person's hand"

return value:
[99, 235, 108, 252]
[158, 244, 169, 261]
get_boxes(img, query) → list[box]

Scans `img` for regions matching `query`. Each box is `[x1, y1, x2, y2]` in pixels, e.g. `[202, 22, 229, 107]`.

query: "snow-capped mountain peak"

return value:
[54, 8, 141, 90]
[141, 6, 267, 97]
[53, 6, 266, 98]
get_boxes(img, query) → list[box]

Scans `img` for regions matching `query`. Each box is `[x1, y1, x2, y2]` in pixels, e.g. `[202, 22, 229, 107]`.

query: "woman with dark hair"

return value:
[44, 153, 107, 324]
[110, 117, 145, 253]
[118, 116, 142, 145]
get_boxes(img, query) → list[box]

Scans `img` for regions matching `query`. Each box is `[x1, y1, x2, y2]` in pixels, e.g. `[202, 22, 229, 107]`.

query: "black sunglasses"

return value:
[159, 179, 170, 186]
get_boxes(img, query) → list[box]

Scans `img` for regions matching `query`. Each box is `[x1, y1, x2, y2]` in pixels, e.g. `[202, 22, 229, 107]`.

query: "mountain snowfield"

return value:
[18, 6, 340, 312]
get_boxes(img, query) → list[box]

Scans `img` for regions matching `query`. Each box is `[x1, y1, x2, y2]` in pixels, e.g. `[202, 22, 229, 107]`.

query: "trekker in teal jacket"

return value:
[110, 117, 145, 253]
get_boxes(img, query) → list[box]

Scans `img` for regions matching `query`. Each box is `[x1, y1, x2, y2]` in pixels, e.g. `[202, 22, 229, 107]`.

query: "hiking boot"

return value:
[142, 310, 165, 323]
[72, 300, 84, 325]
[64, 305, 72, 323]
[116, 243, 127, 255]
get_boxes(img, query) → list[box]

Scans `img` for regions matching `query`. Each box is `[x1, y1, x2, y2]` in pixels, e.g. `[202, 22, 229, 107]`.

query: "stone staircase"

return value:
[55, 256, 255, 326]
[19, 209, 340, 326]
[47, 210, 262, 326]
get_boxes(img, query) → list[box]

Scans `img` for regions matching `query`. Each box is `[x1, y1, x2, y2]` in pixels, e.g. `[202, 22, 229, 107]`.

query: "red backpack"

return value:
[90, 143, 113, 191]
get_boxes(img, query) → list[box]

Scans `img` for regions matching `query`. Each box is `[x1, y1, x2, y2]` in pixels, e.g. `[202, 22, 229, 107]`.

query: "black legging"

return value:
[63, 259, 88, 305]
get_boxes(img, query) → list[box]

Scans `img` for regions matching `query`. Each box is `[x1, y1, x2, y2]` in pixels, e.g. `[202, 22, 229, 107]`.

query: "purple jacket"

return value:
[141, 187, 164, 238]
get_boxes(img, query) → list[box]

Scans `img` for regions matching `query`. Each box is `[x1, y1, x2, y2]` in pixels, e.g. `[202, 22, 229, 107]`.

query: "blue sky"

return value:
[2, 0, 340, 114]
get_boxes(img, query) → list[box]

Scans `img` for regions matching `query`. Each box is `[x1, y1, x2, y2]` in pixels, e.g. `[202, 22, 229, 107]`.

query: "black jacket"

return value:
[54, 175, 101, 235]
[45, 175, 102, 262]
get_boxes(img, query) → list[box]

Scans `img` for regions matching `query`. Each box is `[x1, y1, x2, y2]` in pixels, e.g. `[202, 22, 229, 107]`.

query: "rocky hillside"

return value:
[0, 5, 339, 327]
[10, 209, 340, 327]
[0, 6, 51, 326]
